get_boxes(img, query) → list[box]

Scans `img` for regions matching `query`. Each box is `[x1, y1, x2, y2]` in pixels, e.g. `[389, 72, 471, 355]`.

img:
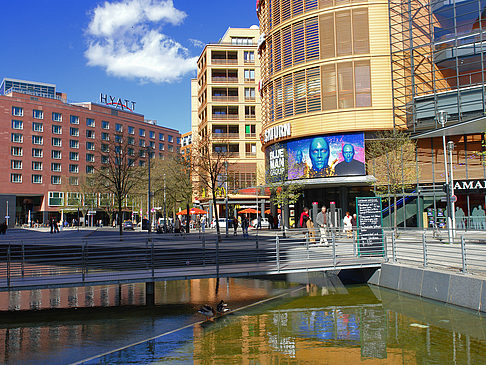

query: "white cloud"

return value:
[189, 38, 205, 48]
[85, 0, 197, 83]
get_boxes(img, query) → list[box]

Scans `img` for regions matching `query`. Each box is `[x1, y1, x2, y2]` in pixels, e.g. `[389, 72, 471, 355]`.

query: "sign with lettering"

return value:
[356, 197, 384, 256]
[453, 179, 486, 193]
[263, 122, 291, 144]
[100, 93, 136, 111]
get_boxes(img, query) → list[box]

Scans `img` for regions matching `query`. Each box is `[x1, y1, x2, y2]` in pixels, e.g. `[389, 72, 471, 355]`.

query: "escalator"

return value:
[381, 192, 439, 227]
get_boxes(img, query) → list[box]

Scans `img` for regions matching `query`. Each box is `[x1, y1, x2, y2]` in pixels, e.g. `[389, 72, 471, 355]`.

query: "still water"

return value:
[1, 274, 486, 364]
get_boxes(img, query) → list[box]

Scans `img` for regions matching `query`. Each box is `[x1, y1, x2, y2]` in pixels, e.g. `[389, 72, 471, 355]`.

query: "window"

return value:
[128, 126, 135, 134]
[32, 136, 43, 145]
[128, 137, 135, 145]
[70, 115, 79, 124]
[177, 137, 181, 144]
[101, 132, 109, 141]
[101, 155, 109, 164]
[51, 176, 61, 185]
[115, 145, 121, 154]
[32, 122, 43, 132]
[139, 128, 145, 137]
[11, 160, 22, 169]
[11, 133, 23, 143]
[48, 192, 64, 206]
[86, 118, 95, 127]
[139, 139, 146, 147]
[32, 175, 42, 184]
[11, 120, 23, 129]
[159, 143, 165, 151]
[86, 142, 95, 151]
[245, 143, 257, 157]
[244, 69, 255, 81]
[86, 165, 94, 174]
[139, 149, 146, 157]
[168, 145, 174, 152]
[101, 144, 109, 153]
[149, 141, 155, 149]
[244, 51, 255, 63]
[86, 153, 95, 162]
[32, 148, 43, 157]
[86, 130, 95, 139]
[12, 106, 23, 116]
[139, 160, 146, 167]
[52, 125, 62, 134]
[115, 134, 122, 143]
[168, 135, 174, 143]
[69, 164, 79, 173]
[69, 176, 79, 186]
[244, 88, 256, 100]
[52, 112, 62, 122]
[69, 152, 79, 161]
[102, 121, 109, 129]
[245, 124, 256, 137]
[115, 123, 123, 132]
[32, 161, 43, 171]
[11, 147, 23, 156]
[52, 150, 62, 159]
[70, 140, 79, 149]
[159, 133, 164, 141]
[70, 127, 79, 136]
[52, 137, 62, 147]
[149, 131, 155, 139]
[128, 147, 134, 156]
[245, 106, 256, 119]
[51, 163, 61, 172]
[231, 37, 253, 45]
[33, 109, 43, 119]
[11, 173, 22, 183]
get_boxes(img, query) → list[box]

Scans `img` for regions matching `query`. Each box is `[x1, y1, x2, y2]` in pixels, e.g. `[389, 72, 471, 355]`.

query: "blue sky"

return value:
[0, 0, 259, 133]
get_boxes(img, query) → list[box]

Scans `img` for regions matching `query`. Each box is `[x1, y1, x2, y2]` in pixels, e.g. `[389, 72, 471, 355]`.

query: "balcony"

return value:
[212, 76, 238, 83]
[245, 152, 257, 158]
[212, 114, 239, 120]
[212, 95, 239, 102]
[213, 133, 239, 139]
[245, 114, 256, 120]
[211, 58, 238, 65]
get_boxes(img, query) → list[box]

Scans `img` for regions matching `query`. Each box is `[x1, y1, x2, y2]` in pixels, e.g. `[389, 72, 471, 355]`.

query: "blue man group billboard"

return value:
[266, 132, 365, 181]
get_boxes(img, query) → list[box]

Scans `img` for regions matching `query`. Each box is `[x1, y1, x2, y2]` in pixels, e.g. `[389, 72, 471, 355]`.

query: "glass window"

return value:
[177, 137, 181, 144]
[11, 133, 23, 143]
[338, 62, 354, 108]
[32, 136, 43, 145]
[51, 163, 61, 172]
[52, 137, 62, 147]
[116, 123, 123, 132]
[11, 147, 23, 156]
[32, 161, 43, 171]
[32, 148, 43, 157]
[101, 155, 109, 164]
[86, 142, 95, 150]
[139, 149, 146, 157]
[86, 165, 94, 174]
[244, 88, 256, 100]
[32, 122, 43, 132]
[168, 135, 173, 143]
[115, 134, 122, 143]
[86, 118, 95, 127]
[86, 130, 95, 139]
[32, 175, 42, 184]
[101, 144, 109, 153]
[69, 176, 79, 186]
[51, 176, 61, 185]
[86, 153, 95, 162]
[139, 139, 146, 147]
[52, 112, 62, 122]
[352, 9, 369, 54]
[70, 115, 79, 124]
[150, 141, 155, 149]
[70, 140, 79, 149]
[11, 160, 22, 169]
[11, 120, 23, 129]
[159, 133, 164, 141]
[139, 128, 145, 137]
[102, 121, 109, 129]
[52, 125, 62, 134]
[101, 132, 109, 141]
[322, 64, 337, 110]
[70, 127, 79, 136]
[336, 11, 352, 56]
[69, 164, 79, 173]
[12, 107, 23, 117]
[33, 110, 44, 119]
[159, 143, 164, 151]
[244, 69, 255, 81]
[168, 145, 174, 152]
[128, 136, 135, 145]
[128, 148, 134, 156]
[244, 51, 255, 63]
[149, 131, 155, 139]
[354, 61, 372, 107]
[69, 152, 79, 161]
[128, 126, 135, 134]
[10, 173, 22, 183]
[48, 192, 64, 206]
[52, 150, 62, 159]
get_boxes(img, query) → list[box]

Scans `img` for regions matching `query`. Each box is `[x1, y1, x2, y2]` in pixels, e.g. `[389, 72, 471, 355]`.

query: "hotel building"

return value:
[0, 78, 181, 227]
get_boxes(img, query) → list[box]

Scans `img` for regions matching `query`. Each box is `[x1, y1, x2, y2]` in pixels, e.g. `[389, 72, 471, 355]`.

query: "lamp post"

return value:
[147, 147, 152, 234]
[447, 140, 455, 238]
[225, 161, 229, 238]
[438, 111, 452, 243]
[163, 173, 167, 233]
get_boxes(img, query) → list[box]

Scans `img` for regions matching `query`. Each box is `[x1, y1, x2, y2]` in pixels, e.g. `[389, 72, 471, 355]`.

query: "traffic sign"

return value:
[451, 195, 457, 203]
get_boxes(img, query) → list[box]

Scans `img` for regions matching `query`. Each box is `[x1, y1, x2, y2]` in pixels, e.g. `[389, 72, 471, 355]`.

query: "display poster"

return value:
[356, 197, 384, 256]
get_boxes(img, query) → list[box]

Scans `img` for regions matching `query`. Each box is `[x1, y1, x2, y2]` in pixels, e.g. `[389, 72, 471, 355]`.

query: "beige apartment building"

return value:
[192, 27, 266, 217]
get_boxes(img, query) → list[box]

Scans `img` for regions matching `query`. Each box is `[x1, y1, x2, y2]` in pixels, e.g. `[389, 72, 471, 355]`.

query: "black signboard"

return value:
[356, 197, 384, 256]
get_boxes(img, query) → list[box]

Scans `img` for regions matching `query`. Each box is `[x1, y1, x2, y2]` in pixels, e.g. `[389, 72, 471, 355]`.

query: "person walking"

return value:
[343, 212, 353, 238]
[306, 216, 316, 243]
[201, 215, 206, 233]
[233, 216, 238, 236]
[242, 216, 249, 238]
[299, 207, 310, 228]
[316, 206, 329, 246]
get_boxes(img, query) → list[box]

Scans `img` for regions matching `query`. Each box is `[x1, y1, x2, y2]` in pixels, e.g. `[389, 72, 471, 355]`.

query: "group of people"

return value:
[49, 218, 60, 233]
[299, 206, 357, 244]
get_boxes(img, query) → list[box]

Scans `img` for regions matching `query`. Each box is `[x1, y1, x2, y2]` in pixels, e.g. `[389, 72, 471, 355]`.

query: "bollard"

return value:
[21, 241, 25, 279]
[461, 235, 467, 273]
[276, 235, 280, 272]
[305, 233, 309, 260]
[422, 231, 428, 267]
[332, 232, 336, 267]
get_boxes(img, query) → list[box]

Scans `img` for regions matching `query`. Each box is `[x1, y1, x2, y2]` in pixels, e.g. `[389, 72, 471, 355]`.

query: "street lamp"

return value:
[447, 140, 455, 237]
[147, 147, 152, 234]
[438, 111, 452, 243]
[163, 173, 167, 233]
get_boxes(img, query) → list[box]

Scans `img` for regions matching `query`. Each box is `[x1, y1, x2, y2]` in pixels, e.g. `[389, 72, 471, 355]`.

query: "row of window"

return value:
[10, 159, 97, 171]
[11, 173, 65, 185]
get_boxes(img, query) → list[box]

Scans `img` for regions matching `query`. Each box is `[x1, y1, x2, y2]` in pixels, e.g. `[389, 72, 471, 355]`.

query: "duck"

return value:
[197, 305, 214, 320]
[216, 300, 229, 313]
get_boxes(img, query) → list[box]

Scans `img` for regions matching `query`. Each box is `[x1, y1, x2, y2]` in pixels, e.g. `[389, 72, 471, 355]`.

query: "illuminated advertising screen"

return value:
[266, 132, 365, 181]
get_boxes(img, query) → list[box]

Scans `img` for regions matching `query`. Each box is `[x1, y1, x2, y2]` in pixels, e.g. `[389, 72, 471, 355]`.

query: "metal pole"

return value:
[163, 173, 167, 233]
[6, 200, 9, 227]
[439, 111, 452, 244]
[147, 148, 152, 234]
[7, 244, 10, 288]
[448, 141, 456, 239]
[305, 233, 309, 260]
[21, 241, 25, 278]
[392, 232, 396, 262]
[225, 161, 229, 238]
[332, 232, 336, 267]
[461, 235, 467, 273]
[422, 231, 428, 267]
[151, 237, 155, 279]
[77, 207, 79, 232]
[276, 235, 280, 271]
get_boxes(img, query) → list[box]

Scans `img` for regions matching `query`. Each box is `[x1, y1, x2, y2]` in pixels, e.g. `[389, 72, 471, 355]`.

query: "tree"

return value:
[366, 129, 418, 231]
[265, 144, 304, 237]
[94, 131, 142, 235]
[190, 132, 231, 241]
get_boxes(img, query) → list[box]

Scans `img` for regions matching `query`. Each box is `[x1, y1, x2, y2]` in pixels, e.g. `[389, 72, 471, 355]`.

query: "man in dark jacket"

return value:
[316, 206, 329, 246]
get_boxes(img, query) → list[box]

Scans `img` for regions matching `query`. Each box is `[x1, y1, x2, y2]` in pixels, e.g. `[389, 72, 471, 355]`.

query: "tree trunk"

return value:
[212, 192, 221, 242]
[118, 198, 123, 236]
[186, 202, 190, 234]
